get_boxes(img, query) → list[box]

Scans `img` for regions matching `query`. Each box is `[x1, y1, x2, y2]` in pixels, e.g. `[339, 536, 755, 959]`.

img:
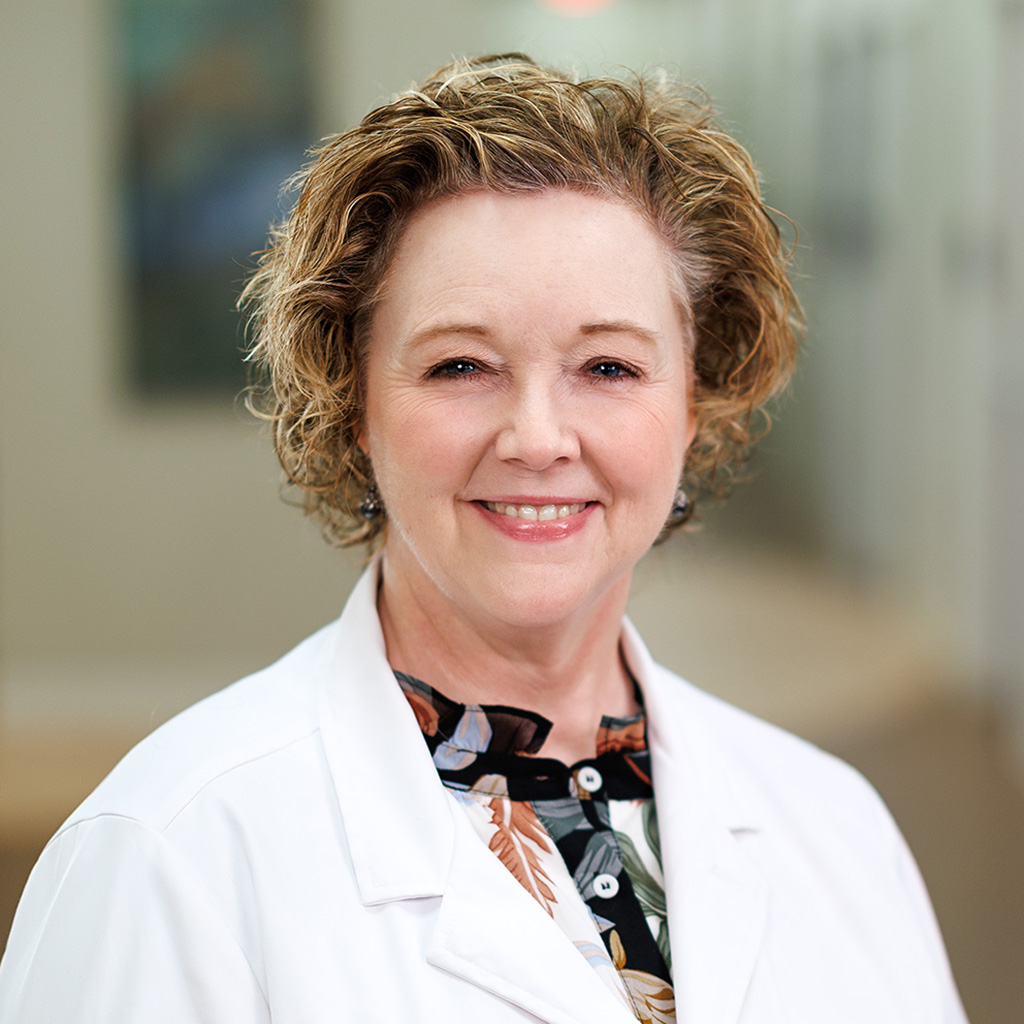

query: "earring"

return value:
[359, 482, 383, 520]
[668, 485, 690, 525]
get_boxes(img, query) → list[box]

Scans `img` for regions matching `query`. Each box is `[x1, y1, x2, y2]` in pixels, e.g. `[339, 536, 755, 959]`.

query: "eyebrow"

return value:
[407, 323, 492, 347]
[579, 321, 661, 346]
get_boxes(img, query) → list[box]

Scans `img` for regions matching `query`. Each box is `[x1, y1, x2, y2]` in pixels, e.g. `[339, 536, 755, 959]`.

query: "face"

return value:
[360, 189, 695, 634]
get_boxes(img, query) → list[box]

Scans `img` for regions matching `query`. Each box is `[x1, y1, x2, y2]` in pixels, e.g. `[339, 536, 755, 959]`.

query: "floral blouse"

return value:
[396, 671, 675, 1024]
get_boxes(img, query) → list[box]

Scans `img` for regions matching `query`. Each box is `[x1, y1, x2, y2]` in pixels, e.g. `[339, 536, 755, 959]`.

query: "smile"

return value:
[481, 501, 587, 521]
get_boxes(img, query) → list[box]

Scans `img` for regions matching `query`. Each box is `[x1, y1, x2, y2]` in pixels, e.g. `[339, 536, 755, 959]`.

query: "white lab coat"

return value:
[0, 562, 968, 1023]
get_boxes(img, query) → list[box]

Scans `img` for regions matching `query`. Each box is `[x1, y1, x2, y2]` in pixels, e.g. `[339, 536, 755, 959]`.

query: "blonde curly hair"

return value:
[241, 53, 801, 548]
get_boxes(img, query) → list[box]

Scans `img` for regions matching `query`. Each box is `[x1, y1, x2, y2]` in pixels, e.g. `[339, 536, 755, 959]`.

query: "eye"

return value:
[428, 358, 482, 378]
[586, 360, 640, 380]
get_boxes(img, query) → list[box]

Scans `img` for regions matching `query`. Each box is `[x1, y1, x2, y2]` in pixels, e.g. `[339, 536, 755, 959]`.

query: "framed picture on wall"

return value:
[122, 0, 314, 396]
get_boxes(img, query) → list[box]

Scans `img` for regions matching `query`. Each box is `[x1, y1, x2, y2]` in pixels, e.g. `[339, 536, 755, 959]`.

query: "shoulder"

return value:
[644, 662, 967, 1020]
[64, 620, 338, 836]
[1, 622, 348, 1022]
[647, 660, 899, 842]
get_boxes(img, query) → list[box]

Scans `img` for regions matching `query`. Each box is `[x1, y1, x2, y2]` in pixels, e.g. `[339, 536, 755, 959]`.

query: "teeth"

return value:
[485, 502, 585, 520]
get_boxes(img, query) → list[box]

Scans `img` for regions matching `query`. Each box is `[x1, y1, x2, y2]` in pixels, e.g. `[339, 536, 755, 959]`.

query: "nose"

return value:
[493, 381, 581, 469]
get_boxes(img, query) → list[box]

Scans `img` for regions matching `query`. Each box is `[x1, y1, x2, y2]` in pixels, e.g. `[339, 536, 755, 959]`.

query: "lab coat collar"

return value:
[620, 616, 765, 833]
[316, 561, 637, 1022]
[315, 557, 455, 903]
[317, 561, 768, 1024]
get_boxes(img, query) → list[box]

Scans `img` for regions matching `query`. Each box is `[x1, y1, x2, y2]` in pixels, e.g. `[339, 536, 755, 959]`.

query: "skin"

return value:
[359, 188, 696, 764]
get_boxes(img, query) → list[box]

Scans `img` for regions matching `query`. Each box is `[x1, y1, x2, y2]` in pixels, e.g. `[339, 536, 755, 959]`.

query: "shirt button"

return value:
[576, 766, 603, 793]
[593, 873, 620, 899]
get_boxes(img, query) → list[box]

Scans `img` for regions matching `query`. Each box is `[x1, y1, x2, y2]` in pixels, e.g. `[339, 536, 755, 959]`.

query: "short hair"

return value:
[241, 53, 801, 548]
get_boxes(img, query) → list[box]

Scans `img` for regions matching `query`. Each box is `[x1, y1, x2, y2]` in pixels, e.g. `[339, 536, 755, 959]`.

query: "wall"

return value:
[0, 0, 364, 726]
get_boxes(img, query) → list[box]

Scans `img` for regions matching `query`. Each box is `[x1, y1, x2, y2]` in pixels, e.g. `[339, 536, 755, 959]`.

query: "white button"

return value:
[576, 766, 603, 793]
[593, 873, 620, 899]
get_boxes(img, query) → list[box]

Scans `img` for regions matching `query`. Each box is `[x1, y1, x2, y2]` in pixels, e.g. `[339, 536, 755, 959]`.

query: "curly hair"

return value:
[240, 53, 801, 548]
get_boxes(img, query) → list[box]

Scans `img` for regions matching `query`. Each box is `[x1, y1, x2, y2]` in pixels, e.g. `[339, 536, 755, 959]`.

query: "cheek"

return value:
[594, 394, 690, 470]
[367, 393, 484, 494]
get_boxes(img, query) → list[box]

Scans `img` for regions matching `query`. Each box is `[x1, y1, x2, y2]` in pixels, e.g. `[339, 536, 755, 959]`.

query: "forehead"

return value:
[374, 188, 682, 331]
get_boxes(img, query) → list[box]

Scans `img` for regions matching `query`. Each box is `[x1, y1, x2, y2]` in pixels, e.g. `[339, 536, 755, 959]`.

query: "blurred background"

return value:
[1, 0, 1022, 1019]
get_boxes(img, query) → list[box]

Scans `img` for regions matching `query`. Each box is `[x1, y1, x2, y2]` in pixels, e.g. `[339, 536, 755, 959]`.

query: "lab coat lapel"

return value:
[428, 812, 638, 1024]
[654, 768, 769, 1024]
[317, 561, 454, 902]
[623, 620, 770, 1024]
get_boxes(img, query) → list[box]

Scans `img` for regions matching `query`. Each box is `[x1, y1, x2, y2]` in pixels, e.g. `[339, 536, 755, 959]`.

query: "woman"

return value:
[0, 55, 966, 1023]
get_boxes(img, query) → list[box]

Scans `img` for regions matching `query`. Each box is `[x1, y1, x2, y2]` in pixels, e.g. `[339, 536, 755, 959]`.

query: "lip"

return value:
[471, 499, 597, 542]
[480, 496, 594, 506]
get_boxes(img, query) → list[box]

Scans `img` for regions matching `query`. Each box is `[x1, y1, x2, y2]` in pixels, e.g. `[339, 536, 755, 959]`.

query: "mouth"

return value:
[479, 501, 589, 522]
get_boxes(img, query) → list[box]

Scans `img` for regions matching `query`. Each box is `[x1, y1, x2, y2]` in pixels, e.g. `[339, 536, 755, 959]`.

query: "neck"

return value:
[376, 554, 638, 765]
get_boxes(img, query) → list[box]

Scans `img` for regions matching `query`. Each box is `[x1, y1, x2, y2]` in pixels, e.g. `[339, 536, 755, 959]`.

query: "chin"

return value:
[462, 564, 628, 632]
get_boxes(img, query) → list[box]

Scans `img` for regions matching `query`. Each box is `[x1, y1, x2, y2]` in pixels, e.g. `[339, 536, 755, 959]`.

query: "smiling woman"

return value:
[0, 55, 968, 1024]
[243, 55, 797, 553]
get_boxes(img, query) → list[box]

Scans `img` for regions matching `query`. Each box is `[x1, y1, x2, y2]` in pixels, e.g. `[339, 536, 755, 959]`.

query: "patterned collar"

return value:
[394, 671, 653, 800]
